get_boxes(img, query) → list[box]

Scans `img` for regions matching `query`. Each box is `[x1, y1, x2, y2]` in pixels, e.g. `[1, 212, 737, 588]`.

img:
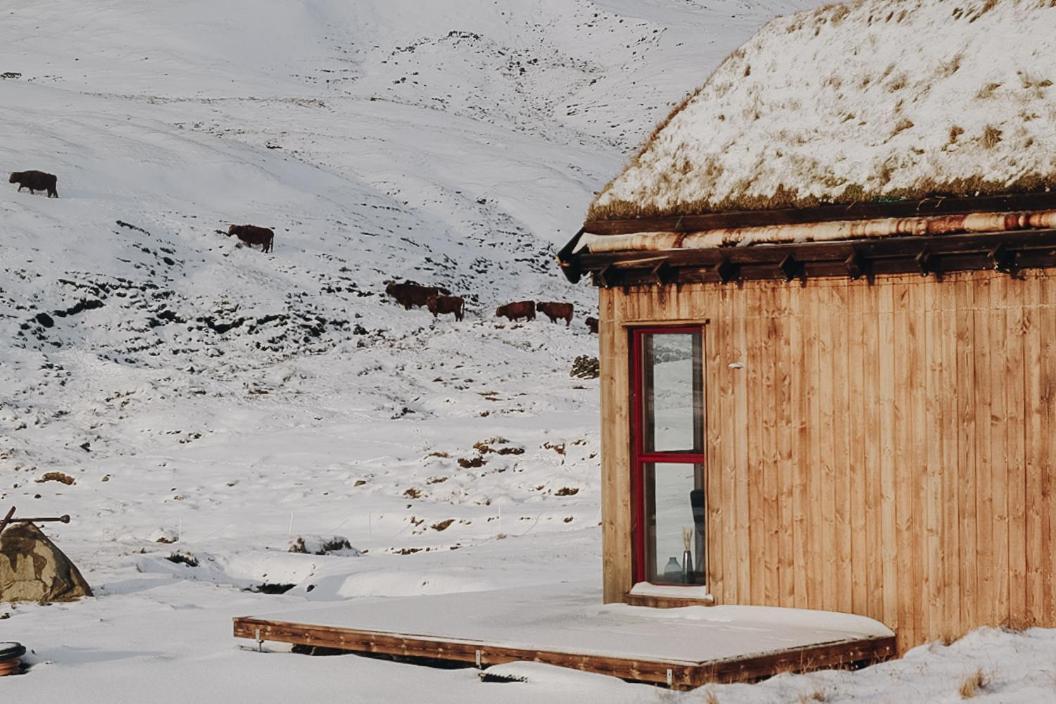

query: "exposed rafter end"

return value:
[714, 257, 740, 284]
[914, 248, 942, 279]
[988, 244, 1019, 276]
[779, 254, 805, 283]
[652, 262, 677, 286]
[844, 248, 870, 282]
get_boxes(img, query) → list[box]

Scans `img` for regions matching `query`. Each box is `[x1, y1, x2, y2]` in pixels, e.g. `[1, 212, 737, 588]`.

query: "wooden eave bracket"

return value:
[651, 262, 677, 286]
[988, 244, 1019, 276]
[915, 247, 937, 277]
[844, 248, 869, 280]
[714, 257, 740, 284]
[779, 254, 805, 283]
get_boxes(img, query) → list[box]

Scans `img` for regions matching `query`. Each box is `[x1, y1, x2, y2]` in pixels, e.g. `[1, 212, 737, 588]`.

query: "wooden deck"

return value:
[232, 584, 896, 689]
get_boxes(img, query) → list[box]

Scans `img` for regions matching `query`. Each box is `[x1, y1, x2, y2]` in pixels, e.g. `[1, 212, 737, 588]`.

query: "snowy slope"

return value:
[591, 0, 1056, 219]
[16, 2, 1051, 703]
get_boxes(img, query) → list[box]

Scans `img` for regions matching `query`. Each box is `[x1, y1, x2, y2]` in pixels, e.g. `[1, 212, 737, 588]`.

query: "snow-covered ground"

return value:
[3, 1, 1054, 702]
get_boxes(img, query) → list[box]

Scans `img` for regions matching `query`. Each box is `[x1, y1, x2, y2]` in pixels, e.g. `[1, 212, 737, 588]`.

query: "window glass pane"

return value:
[644, 463, 706, 585]
[643, 332, 702, 453]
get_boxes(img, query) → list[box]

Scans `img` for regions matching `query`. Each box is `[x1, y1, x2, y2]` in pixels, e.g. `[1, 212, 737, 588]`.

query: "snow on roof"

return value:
[588, 0, 1056, 222]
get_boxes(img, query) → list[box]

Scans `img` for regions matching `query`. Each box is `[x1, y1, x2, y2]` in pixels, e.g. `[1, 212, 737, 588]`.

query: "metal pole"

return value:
[0, 506, 15, 536]
[9, 515, 71, 525]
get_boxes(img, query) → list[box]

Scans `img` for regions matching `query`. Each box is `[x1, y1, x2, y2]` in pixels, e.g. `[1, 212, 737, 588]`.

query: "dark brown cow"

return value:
[536, 301, 573, 326]
[426, 294, 465, 321]
[585, 316, 599, 334]
[227, 224, 274, 253]
[9, 170, 58, 197]
[385, 282, 449, 310]
[495, 301, 535, 322]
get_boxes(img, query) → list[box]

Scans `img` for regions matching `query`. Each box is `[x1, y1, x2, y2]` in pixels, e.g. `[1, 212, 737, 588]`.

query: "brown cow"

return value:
[495, 301, 535, 322]
[227, 224, 274, 253]
[385, 282, 449, 310]
[585, 316, 599, 334]
[536, 301, 573, 326]
[426, 294, 465, 321]
[9, 170, 58, 197]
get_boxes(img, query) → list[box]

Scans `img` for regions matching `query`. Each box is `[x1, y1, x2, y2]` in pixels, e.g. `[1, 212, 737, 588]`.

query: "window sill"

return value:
[626, 583, 715, 608]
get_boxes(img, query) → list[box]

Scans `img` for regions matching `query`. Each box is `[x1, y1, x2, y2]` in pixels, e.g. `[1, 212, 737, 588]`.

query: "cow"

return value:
[536, 301, 574, 326]
[495, 301, 535, 322]
[585, 316, 599, 334]
[385, 281, 449, 310]
[9, 170, 58, 197]
[426, 294, 465, 321]
[227, 224, 274, 253]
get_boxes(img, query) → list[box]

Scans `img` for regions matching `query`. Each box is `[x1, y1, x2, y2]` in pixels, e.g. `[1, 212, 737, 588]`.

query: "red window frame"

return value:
[629, 325, 707, 585]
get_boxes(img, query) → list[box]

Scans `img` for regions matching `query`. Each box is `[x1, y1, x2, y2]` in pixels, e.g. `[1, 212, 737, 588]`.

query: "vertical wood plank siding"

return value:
[598, 270, 1056, 652]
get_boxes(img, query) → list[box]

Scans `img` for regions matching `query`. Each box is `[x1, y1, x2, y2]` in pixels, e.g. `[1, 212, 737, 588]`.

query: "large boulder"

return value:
[0, 523, 92, 602]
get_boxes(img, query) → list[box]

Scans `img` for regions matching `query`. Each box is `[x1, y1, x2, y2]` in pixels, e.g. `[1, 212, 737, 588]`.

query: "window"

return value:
[631, 328, 706, 586]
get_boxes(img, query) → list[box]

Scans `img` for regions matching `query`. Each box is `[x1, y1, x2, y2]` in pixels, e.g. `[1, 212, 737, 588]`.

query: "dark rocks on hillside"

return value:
[570, 355, 599, 379]
[34, 312, 54, 328]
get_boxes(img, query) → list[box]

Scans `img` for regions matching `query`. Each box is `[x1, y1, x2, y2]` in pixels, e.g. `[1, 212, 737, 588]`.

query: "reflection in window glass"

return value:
[644, 463, 706, 585]
[642, 332, 703, 453]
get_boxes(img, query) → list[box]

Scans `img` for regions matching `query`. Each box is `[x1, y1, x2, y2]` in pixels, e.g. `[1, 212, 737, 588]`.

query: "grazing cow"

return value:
[585, 316, 599, 334]
[9, 170, 58, 197]
[495, 301, 535, 322]
[227, 224, 274, 253]
[536, 301, 574, 326]
[426, 294, 465, 321]
[385, 281, 449, 310]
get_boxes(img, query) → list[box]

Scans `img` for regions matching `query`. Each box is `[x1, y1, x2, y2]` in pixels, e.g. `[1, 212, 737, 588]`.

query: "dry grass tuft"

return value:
[891, 118, 914, 137]
[703, 689, 720, 704]
[959, 668, 989, 698]
[938, 53, 963, 78]
[948, 125, 965, 144]
[799, 690, 827, 703]
[981, 125, 1003, 149]
[976, 81, 1002, 99]
[887, 73, 908, 92]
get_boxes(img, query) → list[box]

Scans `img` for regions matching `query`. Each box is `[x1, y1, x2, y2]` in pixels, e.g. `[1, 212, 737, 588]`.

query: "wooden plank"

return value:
[691, 636, 897, 686]
[1024, 274, 1045, 626]
[923, 278, 944, 642]
[877, 281, 898, 630]
[956, 277, 979, 635]
[990, 276, 1011, 628]
[861, 280, 883, 624]
[974, 275, 996, 630]
[1041, 274, 1056, 624]
[939, 275, 961, 640]
[746, 284, 767, 604]
[761, 284, 781, 605]
[233, 618, 897, 690]
[848, 281, 869, 617]
[600, 287, 633, 602]
[831, 281, 852, 615]
[892, 279, 915, 647]
[817, 284, 838, 612]
[791, 283, 810, 609]
[733, 285, 751, 602]
[775, 284, 796, 608]
[704, 298, 723, 599]
[1006, 276, 1027, 630]
[719, 285, 739, 603]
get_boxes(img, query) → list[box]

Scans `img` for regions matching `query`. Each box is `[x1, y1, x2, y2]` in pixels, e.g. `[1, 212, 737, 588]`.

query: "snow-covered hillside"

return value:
[10, 2, 1050, 703]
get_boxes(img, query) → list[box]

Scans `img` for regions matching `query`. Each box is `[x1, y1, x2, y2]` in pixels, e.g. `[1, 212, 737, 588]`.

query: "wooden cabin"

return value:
[559, 0, 1056, 653]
